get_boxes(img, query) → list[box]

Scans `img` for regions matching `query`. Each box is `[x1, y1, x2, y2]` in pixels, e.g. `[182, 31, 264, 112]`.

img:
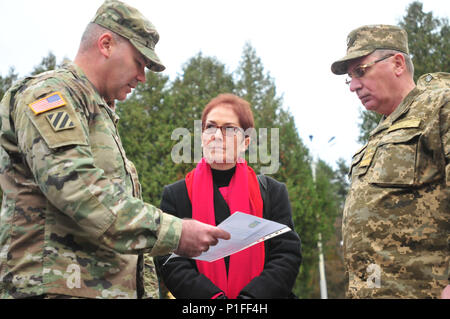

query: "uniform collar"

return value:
[64, 62, 121, 123]
[369, 86, 420, 137]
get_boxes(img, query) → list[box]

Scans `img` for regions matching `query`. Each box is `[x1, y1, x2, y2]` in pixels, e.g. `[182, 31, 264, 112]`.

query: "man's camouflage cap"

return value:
[92, 0, 165, 72]
[331, 24, 409, 75]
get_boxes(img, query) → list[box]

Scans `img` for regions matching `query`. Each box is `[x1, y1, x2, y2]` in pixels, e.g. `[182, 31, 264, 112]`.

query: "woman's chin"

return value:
[205, 155, 236, 166]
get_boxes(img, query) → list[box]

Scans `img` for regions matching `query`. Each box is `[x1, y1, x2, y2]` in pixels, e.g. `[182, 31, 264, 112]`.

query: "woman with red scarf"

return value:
[156, 94, 301, 299]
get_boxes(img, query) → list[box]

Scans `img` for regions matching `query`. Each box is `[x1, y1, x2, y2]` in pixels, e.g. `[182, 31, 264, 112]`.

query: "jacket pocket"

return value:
[369, 130, 421, 187]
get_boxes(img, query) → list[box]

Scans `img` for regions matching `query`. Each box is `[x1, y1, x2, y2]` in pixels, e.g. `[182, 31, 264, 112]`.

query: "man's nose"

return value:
[137, 67, 146, 83]
[349, 77, 362, 92]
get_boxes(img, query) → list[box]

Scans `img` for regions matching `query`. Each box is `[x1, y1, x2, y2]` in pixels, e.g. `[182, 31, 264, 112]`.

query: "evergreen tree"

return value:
[399, 1, 450, 82]
[171, 52, 236, 122]
[169, 53, 236, 171]
[1, 51, 60, 101]
[30, 52, 58, 75]
[116, 71, 176, 205]
[357, 107, 382, 145]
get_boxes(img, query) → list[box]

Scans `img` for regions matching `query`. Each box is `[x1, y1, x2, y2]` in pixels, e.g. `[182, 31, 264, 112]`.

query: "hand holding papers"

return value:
[165, 212, 291, 264]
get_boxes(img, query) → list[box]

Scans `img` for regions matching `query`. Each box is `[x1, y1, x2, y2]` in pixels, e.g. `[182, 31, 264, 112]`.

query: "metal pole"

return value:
[317, 233, 328, 299]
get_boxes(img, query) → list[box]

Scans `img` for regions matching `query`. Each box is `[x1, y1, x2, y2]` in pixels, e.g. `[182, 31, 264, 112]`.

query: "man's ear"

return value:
[392, 53, 407, 77]
[97, 33, 114, 58]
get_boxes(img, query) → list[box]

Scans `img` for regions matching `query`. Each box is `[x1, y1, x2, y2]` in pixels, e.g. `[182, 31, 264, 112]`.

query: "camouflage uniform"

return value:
[0, 0, 182, 299]
[332, 25, 449, 298]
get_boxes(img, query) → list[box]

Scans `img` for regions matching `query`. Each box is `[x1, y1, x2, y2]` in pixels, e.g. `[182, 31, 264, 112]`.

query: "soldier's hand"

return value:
[174, 219, 231, 257]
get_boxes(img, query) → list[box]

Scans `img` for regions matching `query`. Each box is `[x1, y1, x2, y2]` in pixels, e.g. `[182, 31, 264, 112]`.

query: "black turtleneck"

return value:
[211, 166, 236, 274]
[211, 166, 236, 188]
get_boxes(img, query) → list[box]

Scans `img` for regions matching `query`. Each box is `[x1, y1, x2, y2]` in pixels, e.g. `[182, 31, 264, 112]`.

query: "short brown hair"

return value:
[202, 94, 255, 134]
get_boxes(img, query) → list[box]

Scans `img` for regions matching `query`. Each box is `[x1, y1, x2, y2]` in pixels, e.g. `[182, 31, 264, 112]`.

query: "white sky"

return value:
[1, 0, 449, 169]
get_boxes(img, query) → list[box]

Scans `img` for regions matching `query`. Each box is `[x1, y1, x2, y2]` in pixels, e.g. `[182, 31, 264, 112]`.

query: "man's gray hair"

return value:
[79, 23, 127, 53]
[374, 49, 414, 78]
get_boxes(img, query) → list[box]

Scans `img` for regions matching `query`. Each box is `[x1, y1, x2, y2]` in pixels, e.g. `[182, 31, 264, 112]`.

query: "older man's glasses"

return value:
[345, 54, 395, 85]
[203, 124, 244, 137]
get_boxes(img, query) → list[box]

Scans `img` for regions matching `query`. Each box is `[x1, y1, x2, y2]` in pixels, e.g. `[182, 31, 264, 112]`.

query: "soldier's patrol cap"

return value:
[92, 0, 165, 72]
[331, 24, 409, 75]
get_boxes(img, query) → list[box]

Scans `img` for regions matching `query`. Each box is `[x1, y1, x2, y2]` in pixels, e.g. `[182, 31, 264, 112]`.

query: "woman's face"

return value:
[202, 104, 250, 170]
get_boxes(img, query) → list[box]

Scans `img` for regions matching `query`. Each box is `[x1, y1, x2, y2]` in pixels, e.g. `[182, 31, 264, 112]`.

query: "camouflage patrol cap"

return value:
[331, 24, 409, 75]
[92, 0, 165, 72]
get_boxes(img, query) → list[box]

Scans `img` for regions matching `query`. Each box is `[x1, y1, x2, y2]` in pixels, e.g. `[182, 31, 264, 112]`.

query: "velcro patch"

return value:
[360, 147, 375, 168]
[387, 119, 421, 133]
[46, 111, 75, 132]
[29, 92, 66, 115]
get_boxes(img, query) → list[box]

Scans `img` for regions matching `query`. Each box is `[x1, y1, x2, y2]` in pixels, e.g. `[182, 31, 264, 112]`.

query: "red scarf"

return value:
[185, 158, 265, 299]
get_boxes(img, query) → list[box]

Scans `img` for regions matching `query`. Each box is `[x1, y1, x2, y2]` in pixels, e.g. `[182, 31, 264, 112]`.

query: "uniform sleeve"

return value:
[13, 83, 182, 256]
[441, 98, 450, 186]
[156, 184, 224, 299]
[239, 179, 302, 299]
[440, 96, 450, 284]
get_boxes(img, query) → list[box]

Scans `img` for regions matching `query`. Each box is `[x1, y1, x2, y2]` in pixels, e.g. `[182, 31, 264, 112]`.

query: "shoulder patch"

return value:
[46, 111, 76, 132]
[387, 119, 421, 133]
[26, 102, 88, 149]
[29, 92, 66, 115]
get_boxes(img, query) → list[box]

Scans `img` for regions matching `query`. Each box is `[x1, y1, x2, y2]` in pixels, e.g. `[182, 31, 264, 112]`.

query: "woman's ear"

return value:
[243, 135, 251, 152]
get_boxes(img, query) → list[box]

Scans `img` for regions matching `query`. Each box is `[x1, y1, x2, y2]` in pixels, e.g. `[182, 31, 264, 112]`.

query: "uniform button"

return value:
[425, 74, 433, 82]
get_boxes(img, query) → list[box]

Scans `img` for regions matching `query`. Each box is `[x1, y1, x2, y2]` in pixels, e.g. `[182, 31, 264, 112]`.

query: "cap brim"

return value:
[131, 39, 166, 72]
[331, 49, 374, 75]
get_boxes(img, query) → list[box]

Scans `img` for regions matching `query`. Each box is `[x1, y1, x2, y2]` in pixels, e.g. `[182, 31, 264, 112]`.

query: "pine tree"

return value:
[116, 71, 177, 205]
[399, 1, 450, 82]
[169, 53, 236, 171]
[30, 52, 58, 75]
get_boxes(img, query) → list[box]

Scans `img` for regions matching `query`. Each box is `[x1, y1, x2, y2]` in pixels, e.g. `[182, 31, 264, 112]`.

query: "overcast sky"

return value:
[1, 0, 449, 169]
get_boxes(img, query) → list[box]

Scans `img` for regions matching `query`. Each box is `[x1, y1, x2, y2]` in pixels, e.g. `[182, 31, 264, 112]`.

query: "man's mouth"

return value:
[358, 94, 370, 103]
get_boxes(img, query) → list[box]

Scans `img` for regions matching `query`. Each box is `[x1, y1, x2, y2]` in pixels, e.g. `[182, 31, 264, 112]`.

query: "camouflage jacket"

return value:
[343, 73, 450, 298]
[0, 63, 182, 299]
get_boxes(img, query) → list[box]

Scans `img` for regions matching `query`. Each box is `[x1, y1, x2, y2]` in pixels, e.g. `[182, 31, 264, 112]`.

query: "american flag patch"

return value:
[29, 92, 66, 115]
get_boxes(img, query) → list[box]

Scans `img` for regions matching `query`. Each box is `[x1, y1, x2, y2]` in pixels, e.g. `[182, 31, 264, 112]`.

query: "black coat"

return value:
[155, 175, 302, 299]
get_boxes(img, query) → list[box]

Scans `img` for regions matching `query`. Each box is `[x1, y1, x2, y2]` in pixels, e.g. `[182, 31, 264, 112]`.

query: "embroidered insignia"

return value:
[46, 111, 75, 132]
[360, 147, 375, 168]
[29, 92, 66, 115]
[387, 119, 421, 133]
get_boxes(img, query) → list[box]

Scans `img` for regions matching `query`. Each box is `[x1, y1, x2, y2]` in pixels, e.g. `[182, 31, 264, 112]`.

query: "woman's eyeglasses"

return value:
[203, 124, 244, 137]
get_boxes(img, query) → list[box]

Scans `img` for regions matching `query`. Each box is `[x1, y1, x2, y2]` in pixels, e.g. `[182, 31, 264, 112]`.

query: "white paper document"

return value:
[165, 212, 291, 264]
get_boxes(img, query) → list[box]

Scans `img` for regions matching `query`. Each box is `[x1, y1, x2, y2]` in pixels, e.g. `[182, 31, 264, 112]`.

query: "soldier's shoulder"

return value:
[15, 68, 75, 105]
[416, 72, 450, 92]
[414, 73, 449, 113]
